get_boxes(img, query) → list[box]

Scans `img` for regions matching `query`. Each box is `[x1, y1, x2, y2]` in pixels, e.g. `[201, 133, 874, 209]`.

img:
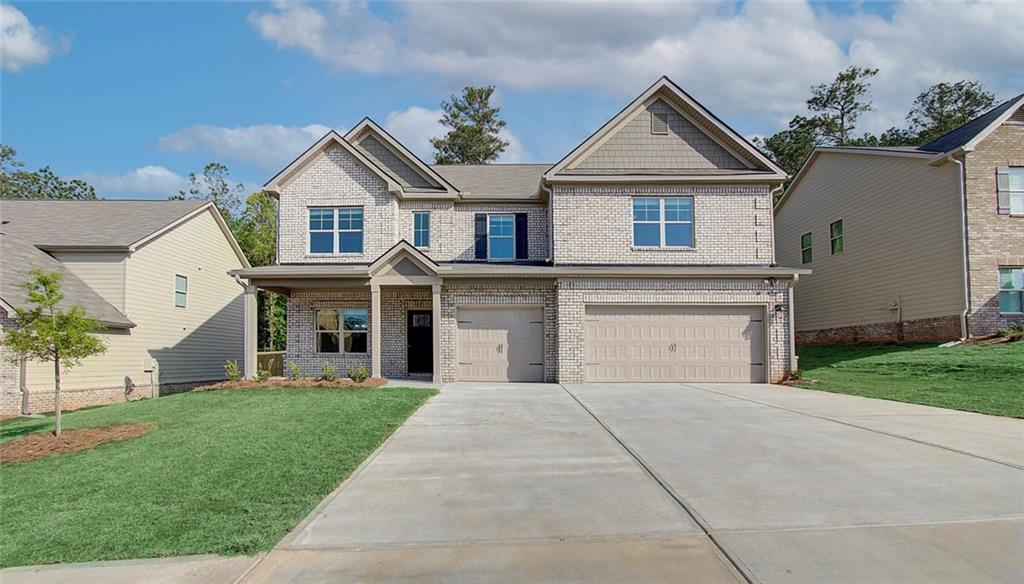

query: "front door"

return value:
[407, 310, 433, 375]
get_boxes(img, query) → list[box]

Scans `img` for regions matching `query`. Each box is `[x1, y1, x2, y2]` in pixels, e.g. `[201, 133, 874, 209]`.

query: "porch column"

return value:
[371, 283, 382, 379]
[243, 285, 257, 379]
[432, 283, 442, 384]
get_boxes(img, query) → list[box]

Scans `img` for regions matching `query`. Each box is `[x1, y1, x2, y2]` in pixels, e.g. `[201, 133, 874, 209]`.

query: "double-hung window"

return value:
[488, 214, 515, 260]
[800, 233, 813, 264]
[997, 167, 1024, 215]
[174, 275, 188, 308]
[413, 212, 430, 248]
[998, 267, 1024, 314]
[309, 207, 364, 254]
[829, 219, 844, 255]
[315, 308, 369, 353]
[632, 197, 694, 248]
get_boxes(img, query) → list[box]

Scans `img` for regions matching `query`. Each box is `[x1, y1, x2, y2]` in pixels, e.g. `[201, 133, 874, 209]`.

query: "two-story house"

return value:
[775, 94, 1024, 344]
[233, 77, 806, 384]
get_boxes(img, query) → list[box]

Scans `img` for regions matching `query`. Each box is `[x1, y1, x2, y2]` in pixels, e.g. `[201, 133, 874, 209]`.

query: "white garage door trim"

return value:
[456, 305, 546, 382]
[584, 303, 769, 383]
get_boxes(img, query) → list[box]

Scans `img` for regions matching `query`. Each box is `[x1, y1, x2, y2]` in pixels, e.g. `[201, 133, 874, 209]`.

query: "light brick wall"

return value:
[285, 288, 372, 377]
[439, 281, 558, 382]
[380, 287, 432, 379]
[964, 119, 1024, 335]
[555, 278, 792, 383]
[551, 184, 773, 265]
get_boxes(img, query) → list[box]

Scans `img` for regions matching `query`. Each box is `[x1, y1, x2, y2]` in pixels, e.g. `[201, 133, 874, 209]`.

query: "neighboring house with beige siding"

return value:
[0, 200, 249, 415]
[775, 94, 1024, 343]
[234, 77, 806, 386]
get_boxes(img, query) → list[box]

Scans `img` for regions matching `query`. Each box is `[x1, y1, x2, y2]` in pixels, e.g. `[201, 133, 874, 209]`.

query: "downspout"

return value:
[949, 154, 970, 340]
[789, 274, 799, 373]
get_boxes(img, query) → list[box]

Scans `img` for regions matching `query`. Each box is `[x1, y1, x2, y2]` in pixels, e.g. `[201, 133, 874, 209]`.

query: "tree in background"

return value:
[0, 145, 97, 200]
[170, 162, 245, 228]
[906, 81, 996, 144]
[806, 66, 879, 146]
[235, 191, 287, 351]
[2, 270, 107, 436]
[431, 86, 509, 164]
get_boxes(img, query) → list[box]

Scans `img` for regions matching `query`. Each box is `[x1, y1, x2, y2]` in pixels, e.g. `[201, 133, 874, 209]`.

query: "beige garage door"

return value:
[585, 305, 765, 382]
[457, 307, 545, 382]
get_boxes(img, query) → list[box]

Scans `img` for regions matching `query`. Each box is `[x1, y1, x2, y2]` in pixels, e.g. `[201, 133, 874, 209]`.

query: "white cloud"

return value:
[248, 0, 1024, 134]
[79, 166, 186, 198]
[385, 106, 529, 163]
[0, 3, 68, 72]
[157, 123, 332, 170]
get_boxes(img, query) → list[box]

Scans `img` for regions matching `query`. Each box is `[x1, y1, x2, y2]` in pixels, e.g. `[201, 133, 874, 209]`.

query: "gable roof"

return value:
[344, 119, 458, 196]
[431, 164, 549, 199]
[263, 130, 403, 196]
[545, 76, 787, 182]
[368, 240, 438, 275]
[0, 233, 134, 328]
[919, 93, 1024, 155]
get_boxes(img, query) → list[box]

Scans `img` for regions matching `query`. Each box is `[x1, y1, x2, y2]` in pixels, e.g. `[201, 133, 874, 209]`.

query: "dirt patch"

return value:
[196, 378, 388, 391]
[0, 423, 156, 464]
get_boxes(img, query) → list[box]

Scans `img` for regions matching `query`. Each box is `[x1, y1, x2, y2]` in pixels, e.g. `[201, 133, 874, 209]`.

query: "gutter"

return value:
[789, 274, 799, 373]
[949, 154, 970, 340]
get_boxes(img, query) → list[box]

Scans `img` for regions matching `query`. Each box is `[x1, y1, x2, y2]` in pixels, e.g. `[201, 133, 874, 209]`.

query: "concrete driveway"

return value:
[242, 382, 1024, 583]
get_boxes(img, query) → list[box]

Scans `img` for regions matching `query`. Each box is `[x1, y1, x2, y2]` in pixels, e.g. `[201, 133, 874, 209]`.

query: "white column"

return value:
[371, 283, 382, 379]
[432, 283, 442, 384]
[243, 285, 257, 379]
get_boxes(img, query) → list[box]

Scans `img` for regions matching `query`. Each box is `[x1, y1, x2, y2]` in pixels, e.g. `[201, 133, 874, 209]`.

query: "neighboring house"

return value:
[0, 200, 250, 414]
[775, 94, 1024, 344]
[233, 77, 805, 384]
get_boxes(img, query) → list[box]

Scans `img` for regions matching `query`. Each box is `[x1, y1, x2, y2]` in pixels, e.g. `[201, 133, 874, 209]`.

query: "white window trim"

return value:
[174, 274, 188, 309]
[829, 219, 844, 255]
[632, 197, 694, 249]
[308, 207, 364, 255]
[998, 267, 1024, 315]
[413, 211, 431, 249]
[1008, 168, 1024, 216]
[487, 214, 516, 261]
[314, 308, 369, 354]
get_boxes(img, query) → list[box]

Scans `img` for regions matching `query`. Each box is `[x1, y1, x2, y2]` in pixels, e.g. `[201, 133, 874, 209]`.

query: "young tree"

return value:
[906, 81, 996, 144]
[1, 144, 97, 200]
[235, 191, 286, 350]
[430, 86, 510, 164]
[2, 270, 106, 436]
[171, 162, 245, 228]
[807, 66, 879, 145]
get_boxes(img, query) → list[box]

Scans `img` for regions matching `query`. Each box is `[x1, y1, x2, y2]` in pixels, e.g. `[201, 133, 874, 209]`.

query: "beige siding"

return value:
[50, 251, 127, 311]
[775, 153, 964, 332]
[22, 209, 244, 392]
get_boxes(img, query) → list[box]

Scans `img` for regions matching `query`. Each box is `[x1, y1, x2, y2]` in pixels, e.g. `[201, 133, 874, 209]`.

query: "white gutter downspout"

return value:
[950, 154, 970, 340]
[789, 274, 799, 373]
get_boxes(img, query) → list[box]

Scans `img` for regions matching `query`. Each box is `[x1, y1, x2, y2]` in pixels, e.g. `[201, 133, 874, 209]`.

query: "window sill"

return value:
[998, 312, 1024, 316]
[307, 252, 363, 257]
[630, 246, 696, 252]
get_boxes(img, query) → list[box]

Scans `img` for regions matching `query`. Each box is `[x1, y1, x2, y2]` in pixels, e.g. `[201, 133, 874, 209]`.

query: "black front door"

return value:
[407, 310, 433, 374]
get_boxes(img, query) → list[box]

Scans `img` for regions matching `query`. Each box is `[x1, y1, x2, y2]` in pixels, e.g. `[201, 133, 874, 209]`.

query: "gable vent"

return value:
[651, 110, 669, 135]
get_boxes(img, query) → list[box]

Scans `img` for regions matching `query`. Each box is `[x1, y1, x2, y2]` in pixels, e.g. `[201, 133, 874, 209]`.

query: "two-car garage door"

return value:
[584, 305, 765, 383]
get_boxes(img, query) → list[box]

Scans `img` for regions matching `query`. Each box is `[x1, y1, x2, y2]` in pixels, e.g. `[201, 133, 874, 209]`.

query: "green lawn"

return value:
[0, 386, 436, 568]
[795, 342, 1024, 418]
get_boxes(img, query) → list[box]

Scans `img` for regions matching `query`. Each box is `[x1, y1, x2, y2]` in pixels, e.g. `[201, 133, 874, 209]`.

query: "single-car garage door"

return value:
[457, 307, 544, 382]
[585, 305, 764, 382]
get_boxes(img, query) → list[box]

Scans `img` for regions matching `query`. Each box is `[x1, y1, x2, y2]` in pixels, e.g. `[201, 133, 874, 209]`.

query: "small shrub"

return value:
[320, 365, 340, 382]
[787, 368, 804, 381]
[347, 366, 369, 383]
[995, 323, 1024, 340]
[224, 360, 241, 381]
[287, 362, 302, 379]
[255, 369, 271, 382]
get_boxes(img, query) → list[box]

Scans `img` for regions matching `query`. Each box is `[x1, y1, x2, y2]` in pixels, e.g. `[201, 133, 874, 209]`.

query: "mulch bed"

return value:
[196, 378, 388, 391]
[0, 423, 156, 464]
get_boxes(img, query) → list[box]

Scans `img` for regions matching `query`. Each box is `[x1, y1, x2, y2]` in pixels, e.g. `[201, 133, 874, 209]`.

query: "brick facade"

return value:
[396, 201, 549, 262]
[964, 119, 1024, 335]
[796, 314, 962, 345]
[285, 288, 373, 378]
[552, 184, 773, 265]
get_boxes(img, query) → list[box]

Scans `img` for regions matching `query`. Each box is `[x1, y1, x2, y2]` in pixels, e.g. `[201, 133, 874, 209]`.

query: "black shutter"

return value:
[474, 214, 487, 259]
[515, 213, 528, 259]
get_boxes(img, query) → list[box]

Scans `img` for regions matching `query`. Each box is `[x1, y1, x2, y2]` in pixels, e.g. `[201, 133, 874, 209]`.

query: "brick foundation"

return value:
[1, 380, 216, 416]
[796, 314, 962, 345]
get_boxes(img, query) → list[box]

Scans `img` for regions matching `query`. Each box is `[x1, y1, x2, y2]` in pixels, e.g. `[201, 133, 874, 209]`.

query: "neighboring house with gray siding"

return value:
[775, 94, 1024, 343]
[234, 77, 806, 385]
[0, 200, 249, 415]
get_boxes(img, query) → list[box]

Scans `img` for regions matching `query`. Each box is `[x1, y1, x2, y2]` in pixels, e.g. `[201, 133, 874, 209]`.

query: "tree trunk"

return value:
[54, 356, 62, 438]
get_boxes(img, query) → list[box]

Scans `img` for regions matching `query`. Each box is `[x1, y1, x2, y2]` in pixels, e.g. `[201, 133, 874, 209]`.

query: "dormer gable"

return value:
[345, 119, 458, 197]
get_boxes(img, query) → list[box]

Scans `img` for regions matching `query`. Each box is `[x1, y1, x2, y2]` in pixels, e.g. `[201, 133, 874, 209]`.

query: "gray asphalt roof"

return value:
[0, 233, 134, 328]
[0, 200, 209, 249]
[430, 164, 549, 198]
[918, 94, 1024, 153]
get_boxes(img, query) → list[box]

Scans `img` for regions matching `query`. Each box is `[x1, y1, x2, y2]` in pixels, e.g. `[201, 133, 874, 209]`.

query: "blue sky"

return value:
[2, 1, 1021, 199]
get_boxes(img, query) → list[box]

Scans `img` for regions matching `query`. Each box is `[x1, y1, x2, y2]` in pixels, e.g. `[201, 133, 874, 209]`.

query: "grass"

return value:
[0, 386, 436, 568]
[795, 342, 1024, 418]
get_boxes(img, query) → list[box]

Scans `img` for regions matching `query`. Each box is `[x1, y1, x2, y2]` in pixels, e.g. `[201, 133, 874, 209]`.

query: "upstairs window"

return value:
[174, 274, 188, 308]
[632, 197, 694, 248]
[997, 167, 1024, 215]
[309, 207, 363, 254]
[488, 214, 515, 260]
[413, 212, 430, 248]
[829, 219, 844, 255]
[800, 232, 813, 264]
[998, 267, 1024, 314]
